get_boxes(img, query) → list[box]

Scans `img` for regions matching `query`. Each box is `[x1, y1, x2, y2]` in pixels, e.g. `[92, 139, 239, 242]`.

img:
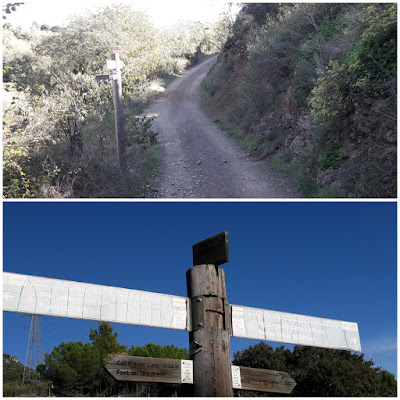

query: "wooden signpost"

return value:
[95, 46, 127, 171]
[105, 355, 193, 384]
[3, 231, 361, 397]
[232, 365, 296, 394]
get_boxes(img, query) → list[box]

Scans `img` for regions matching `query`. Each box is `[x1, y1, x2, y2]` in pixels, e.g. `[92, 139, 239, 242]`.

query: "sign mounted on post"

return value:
[107, 59, 124, 71]
[3, 230, 363, 397]
[94, 46, 127, 170]
[232, 365, 296, 394]
[231, 305, 361, 352]
[95, 74, 113, 81]
[192, 231, 229, 266]
[3, 272, 189, 331]
[105, 355, 193, 384]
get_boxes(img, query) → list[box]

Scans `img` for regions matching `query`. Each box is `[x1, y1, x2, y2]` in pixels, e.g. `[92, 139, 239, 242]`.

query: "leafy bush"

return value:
[3, 2, 221, 198]
[310, 60, 349, 123]
[310, 4, 396, 123]
[317, 139, 345, 170]
[234, 342, 397, 397]
[125, 115, 158, 149]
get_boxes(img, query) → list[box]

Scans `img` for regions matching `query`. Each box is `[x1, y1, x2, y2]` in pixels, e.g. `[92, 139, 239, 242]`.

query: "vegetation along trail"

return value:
[145, 56, 302, 198]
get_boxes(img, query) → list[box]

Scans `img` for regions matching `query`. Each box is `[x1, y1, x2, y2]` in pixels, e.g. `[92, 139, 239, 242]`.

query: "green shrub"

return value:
[317, 139, 345, 170]
[309, 61, 350, 124]
[310, 4, 396, 124]
[125, 115, 158, 149]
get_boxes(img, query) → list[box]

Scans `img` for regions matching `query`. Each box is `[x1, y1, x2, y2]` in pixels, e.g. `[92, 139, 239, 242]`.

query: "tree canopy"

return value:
[129, 343, 189, 360]
[35, 322, 190, 396]
[89, 321, 127, 360]
[233, 342, 397, 397]
[37, 342, 102, 396]
[4, 325, 397, 397]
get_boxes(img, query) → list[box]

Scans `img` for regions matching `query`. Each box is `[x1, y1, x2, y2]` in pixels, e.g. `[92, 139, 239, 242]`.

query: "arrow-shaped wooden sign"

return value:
[104, 354, 295, 394]
[232, 365, 296, 394]
[105, 355, 193, 384]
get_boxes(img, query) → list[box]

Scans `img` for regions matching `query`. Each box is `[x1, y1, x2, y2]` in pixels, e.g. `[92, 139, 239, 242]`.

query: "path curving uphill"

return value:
[144, 55, 302, 198]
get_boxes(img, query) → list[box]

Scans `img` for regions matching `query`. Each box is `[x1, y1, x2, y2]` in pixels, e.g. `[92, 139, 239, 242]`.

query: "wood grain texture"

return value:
[105, 355, 182, 384]
[187, 264, 233, 397]
[239, 366, 296, 394]
[186, 264, 227, 298]
[192, 231, 229, 266]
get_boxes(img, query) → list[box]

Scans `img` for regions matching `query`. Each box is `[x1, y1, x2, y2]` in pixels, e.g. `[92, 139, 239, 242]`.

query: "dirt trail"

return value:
[144, 56, 302, 198]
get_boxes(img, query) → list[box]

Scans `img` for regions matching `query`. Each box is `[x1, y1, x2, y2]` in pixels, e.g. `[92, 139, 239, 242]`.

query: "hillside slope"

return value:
[3, 354, 47, 397]
[203, 4, 396, 198]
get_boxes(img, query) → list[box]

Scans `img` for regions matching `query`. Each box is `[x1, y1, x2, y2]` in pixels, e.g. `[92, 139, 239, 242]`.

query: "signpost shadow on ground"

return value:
[3, 231, 361, 396]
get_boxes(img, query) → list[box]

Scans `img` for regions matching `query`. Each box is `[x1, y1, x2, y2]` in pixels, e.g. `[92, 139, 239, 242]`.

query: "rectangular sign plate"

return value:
[232, 366, 296, 394]
[231, 366, 242, 389]
[95, 74, 112, 81]
[231, 305, 361, 352]
[181, 360, 194, 383]
[192, 231, 229, 266]
[105, 355, 193, 384]
[3, 272, 189, 331]
[107, 59, 124, 70]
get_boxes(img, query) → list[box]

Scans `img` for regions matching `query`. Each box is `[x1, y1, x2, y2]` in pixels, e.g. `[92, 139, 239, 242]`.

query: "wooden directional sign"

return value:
[95, 74, 112, 81]
[232, 365, 296, 394]
[231, 305, 361, 352]
[3, 272, 189, 331]
[192, 231, 229, 266]
[105, 355, 193, 384]
[113, 46, 123, 54]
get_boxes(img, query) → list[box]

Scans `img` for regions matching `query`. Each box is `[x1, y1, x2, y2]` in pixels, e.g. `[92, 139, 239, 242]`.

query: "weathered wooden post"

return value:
[96, 47, 127, 171]
[110, 46, 127, 171]
[186, 232, 233, 397]
[111, 46, 128, 171]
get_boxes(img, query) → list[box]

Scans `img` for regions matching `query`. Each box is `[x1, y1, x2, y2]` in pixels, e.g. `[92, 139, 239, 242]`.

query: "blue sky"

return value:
[2, 201, 397, 378]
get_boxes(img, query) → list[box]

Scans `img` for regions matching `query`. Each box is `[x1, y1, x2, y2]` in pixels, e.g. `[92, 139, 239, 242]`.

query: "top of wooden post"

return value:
[192, 231, 229, 266]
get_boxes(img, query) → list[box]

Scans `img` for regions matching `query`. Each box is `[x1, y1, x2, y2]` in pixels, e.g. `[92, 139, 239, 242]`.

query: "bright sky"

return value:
[3, 202, 397, 379]
[5, 0, 240, 28]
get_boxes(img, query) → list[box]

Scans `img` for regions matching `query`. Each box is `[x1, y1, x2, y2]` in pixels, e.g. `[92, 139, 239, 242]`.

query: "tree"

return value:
[2, 2, 24, 20]
[128, 343, 189, 359]
[233, 342, 397, 397]
[89, 322, 127, 360]
[38, 342, 102, 396]
[37, 323, 127, 396]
